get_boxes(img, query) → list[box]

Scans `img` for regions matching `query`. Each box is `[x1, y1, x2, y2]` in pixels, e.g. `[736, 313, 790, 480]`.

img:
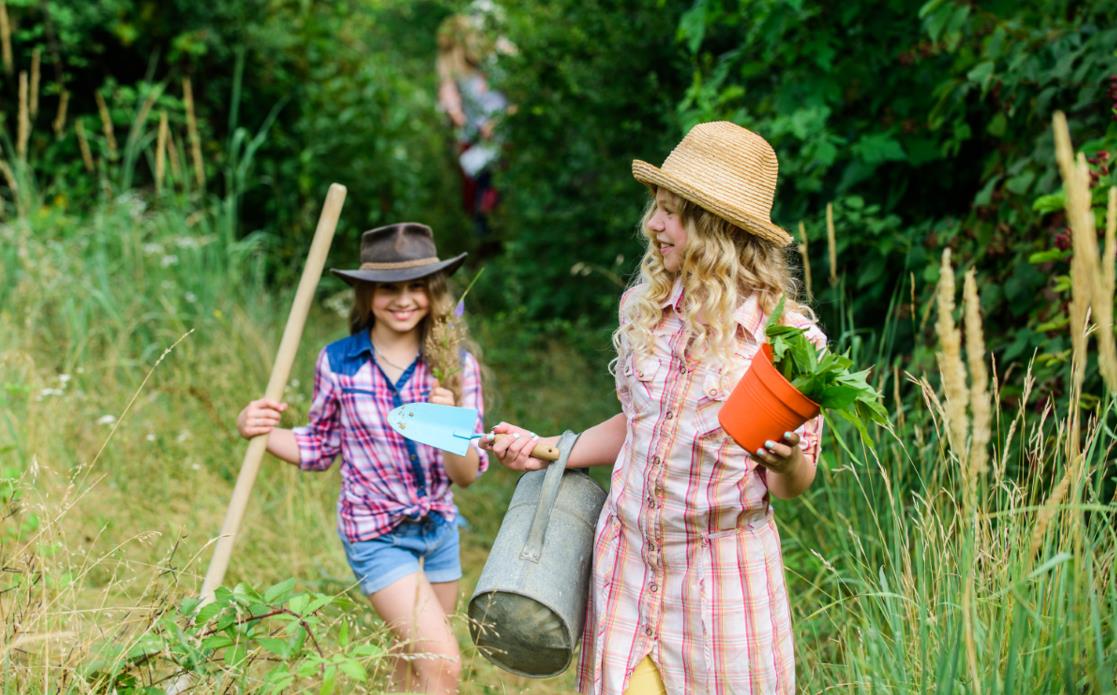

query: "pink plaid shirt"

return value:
[578, 281, 825, 694]
[292, 330, 488, 542]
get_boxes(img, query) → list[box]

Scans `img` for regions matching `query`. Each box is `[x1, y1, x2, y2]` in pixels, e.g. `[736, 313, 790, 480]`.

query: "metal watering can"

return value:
[468, 430, 606, 677]
[385, 404, 607, 677]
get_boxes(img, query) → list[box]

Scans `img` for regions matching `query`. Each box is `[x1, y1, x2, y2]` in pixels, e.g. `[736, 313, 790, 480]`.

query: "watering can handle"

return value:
[520, 430, 580, 563]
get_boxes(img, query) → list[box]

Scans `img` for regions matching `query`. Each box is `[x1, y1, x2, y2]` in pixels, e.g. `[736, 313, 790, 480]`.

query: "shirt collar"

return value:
[657, 279, 766, 342]
[348, 329, 374, 361]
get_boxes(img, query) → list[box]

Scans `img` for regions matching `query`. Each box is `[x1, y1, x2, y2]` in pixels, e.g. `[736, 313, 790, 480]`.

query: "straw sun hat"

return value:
[632, 121, 793, 247]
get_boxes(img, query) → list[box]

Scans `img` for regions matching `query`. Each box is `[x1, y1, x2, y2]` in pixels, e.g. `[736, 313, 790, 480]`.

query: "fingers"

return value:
[754, 432, 800, 470]
[485, 422, 542, 471]
[237, 398, 287, 439]
[429, 387, 456, 407]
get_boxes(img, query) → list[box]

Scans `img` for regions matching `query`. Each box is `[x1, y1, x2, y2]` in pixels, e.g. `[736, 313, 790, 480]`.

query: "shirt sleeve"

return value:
[460, 350, 489, 474]
[292, 348, 342, 471]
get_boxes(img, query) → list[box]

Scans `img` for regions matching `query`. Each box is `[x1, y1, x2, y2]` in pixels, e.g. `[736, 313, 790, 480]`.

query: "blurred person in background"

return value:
[436, 9, 515, 256]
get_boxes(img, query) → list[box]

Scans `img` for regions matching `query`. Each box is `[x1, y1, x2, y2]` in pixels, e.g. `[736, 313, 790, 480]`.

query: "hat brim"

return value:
[632, 160, 792, 247]
[330, 253, 468, 285]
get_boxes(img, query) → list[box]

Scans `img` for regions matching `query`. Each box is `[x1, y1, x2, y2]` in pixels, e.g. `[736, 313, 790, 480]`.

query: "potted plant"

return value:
[718, 296, 889, 453]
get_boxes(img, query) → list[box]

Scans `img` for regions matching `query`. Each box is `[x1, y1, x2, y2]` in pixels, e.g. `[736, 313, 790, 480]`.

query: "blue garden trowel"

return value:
[387, 403, 559, 460]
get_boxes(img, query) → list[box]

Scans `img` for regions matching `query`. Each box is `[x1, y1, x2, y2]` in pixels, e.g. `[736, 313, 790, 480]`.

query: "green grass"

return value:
[1, 185, 1115, 692]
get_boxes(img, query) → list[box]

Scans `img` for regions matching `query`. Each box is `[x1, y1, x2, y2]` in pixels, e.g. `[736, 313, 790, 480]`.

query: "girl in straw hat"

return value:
[236, 223, 487, 695]
[483, 122, 824, 694]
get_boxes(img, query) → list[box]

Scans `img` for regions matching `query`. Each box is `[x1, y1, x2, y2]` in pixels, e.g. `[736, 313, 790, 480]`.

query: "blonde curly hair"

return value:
[612, 188, 814, 370]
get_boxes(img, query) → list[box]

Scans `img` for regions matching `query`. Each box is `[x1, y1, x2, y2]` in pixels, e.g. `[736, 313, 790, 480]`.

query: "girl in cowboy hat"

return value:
[483, 122, 824, 694]
[236, 222, 487, 695]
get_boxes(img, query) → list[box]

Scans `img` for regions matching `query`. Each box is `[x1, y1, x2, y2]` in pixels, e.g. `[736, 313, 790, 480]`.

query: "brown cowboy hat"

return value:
[632, 121, 793, 246]
[330, 222, 467, 285]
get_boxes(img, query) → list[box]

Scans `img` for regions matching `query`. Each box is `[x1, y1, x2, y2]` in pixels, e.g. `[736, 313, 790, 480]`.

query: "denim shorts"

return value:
[340, 514, 462, 595]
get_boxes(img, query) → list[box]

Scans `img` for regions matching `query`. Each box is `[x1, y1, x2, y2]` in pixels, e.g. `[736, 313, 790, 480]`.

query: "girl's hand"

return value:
[752, 431, 803, 474]
[236, 398, 288, 439]
[479, 421, 546, 471]
[429, 379, 456, 407]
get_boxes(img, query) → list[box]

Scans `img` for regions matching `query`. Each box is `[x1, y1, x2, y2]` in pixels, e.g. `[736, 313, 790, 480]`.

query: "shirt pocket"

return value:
[694, 349, 754, 438]
[694, 367, 731, 438]
[623, 354, 663, 419]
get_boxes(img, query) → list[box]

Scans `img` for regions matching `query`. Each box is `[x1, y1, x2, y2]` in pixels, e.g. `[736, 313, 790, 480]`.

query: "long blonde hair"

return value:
[612, 188, 814, 369]
[349, 273, 481, 400]
[436, 14, 487, 83]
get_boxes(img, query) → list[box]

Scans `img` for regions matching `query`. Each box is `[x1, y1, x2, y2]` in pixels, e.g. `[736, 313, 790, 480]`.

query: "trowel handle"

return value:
[489, 434, 560, 461]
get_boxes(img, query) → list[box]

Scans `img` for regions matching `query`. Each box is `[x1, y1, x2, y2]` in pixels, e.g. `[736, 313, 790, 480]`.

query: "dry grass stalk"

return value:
[826, 202, 838, 287]
[155, 111, 168, 193]
[94, 90, 119, 159]
[797, 221, 813, 300]
[74, 121, 95, 172]
[0, 158, 17, 192]
[29, 47, 40, 117]
[1098, 186, 1117, 387]
[893, 364, 905, 429]
[183, 77, 205, 187]
[0, 1, 11, 75]
[52, 89, 69, 139]
[17, 70, 29, 161]
[16, 70, 30, 163]
[963, 269, 990, 477]
[167, 129, 182, 180]
[1053, 113, 1107, 392]
[934, 248, 970, 464]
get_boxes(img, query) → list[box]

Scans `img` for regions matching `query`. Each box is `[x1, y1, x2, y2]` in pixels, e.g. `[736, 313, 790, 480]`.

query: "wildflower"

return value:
[160, 254, 178, 268]
[146, 433, 156, 442]
[96, 414, 116, 426]
[184, 292, 197, 304]
[57, 373, 71, 384]
[36, 387, 63, 400]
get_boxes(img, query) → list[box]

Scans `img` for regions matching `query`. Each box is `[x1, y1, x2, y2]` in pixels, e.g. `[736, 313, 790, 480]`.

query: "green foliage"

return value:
[765, 296, 889, 444]
[672, 0, 1117, 401]
[487, 0, 693, 321]
[78, 581, 385, 693]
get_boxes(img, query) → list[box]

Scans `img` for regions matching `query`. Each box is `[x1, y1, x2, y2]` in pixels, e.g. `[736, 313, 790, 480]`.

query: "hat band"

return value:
[359, 257, 440, 270]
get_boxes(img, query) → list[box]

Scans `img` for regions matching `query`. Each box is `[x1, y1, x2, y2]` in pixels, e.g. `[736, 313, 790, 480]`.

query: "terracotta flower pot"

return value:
[718, 343, 820, 454]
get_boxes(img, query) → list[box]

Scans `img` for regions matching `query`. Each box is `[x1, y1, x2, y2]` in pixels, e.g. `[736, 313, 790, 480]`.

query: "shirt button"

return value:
[646, 496, 656, 509]
[646, 540, 655, 552]
[651, 455, 661, 465]
[650, 582, 658, 592]
[645, 626, 654, 637]
[665, 410, 673, 420]
[410, 455, 418, 461]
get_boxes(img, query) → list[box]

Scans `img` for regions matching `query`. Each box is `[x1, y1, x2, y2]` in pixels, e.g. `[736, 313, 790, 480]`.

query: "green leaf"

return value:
[339, 657, 367, 682]
[288, 594, 310, 614]
[319, 665, 338, 695]
[1033, 192, 1065, 213]
[264, 578, 297, 603]
[1028, 249, 1069, 264]
[986, 112, 1007, 138]
[256, 636, 291, 658]
[225, 639, 248, 669]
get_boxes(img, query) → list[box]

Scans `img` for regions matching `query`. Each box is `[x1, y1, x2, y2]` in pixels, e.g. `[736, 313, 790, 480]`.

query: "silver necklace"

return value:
[372, 343, 416, 372]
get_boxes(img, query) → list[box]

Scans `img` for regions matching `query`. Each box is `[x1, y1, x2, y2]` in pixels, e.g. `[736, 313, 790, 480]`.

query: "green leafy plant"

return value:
[78, 580, 387, 694]
[765, 296, 890, 444]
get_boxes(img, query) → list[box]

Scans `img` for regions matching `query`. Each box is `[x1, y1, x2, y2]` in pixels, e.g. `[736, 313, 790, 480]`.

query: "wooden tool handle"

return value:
[200, 183, 346, 605]
[491, 433, 560, 461]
